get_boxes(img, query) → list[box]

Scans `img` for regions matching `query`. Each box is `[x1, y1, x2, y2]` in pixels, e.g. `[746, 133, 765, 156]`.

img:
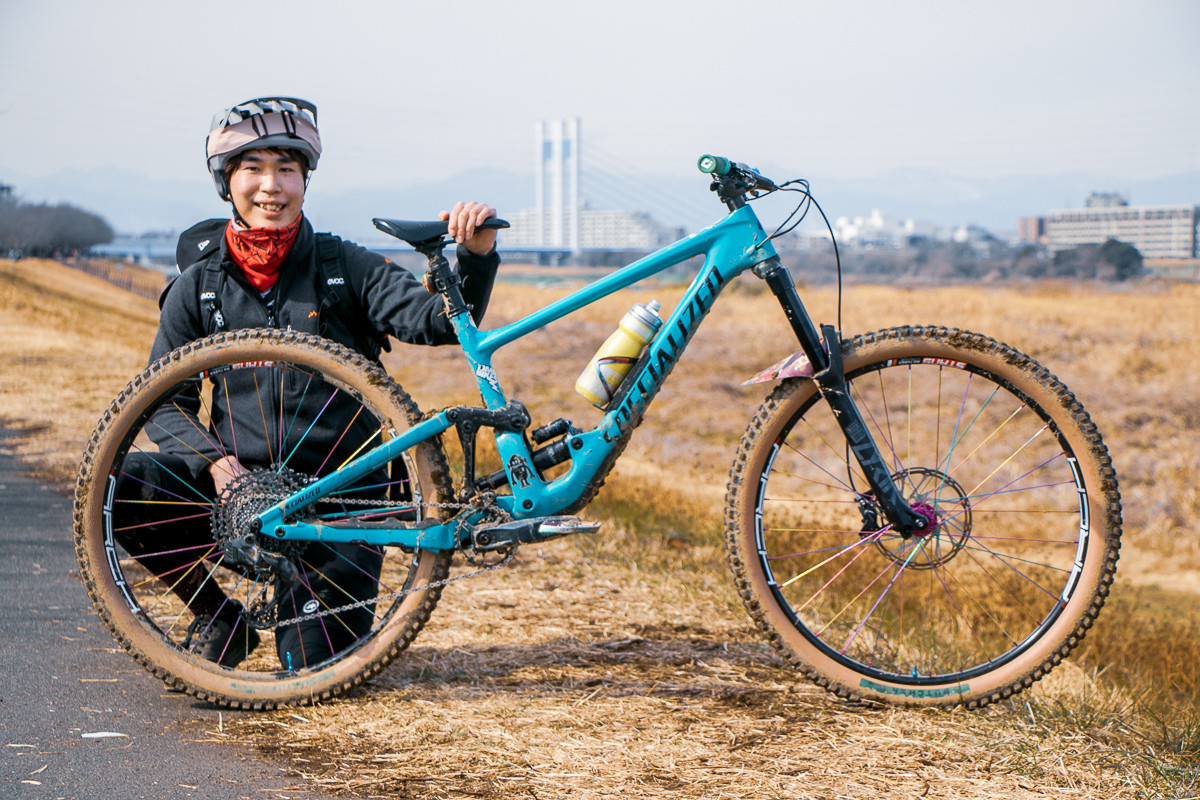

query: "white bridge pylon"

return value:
[534, 118, 581, 254]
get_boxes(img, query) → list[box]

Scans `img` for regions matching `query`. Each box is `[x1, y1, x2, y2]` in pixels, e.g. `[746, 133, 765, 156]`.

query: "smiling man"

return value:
[110, 96, 501, 671]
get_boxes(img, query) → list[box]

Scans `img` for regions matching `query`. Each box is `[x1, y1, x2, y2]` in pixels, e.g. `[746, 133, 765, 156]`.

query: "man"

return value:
[115, 97, 499, 669]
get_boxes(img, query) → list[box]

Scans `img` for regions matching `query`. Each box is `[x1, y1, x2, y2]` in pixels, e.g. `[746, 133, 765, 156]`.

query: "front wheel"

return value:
[724, 326, 1121, 707]
[73, 329, 454, 709]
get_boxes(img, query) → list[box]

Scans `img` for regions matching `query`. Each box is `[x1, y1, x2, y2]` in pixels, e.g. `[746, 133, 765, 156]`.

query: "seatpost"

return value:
[753, 257, 928, 535]
[416, 240, 470, 317]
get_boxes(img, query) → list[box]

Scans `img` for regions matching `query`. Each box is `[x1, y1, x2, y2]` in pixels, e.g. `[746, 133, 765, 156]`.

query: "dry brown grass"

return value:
[4, 258, 1199, 798]
[0, 258, 161, 483]
[216, 547, 1154, 799]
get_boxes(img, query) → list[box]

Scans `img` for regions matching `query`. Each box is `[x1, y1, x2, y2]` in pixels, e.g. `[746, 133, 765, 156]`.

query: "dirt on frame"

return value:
[2, 257, 1198, 799]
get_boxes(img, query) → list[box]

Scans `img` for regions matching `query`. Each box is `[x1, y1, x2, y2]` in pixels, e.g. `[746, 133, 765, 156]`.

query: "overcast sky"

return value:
[1, 0, 1197, 198]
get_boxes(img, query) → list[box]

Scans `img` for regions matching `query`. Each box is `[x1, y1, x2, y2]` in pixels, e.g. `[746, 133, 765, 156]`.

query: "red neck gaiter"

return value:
[224, 216, 303, 292]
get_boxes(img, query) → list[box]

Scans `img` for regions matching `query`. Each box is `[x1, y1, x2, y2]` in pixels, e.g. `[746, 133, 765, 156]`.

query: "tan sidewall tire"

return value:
[725, 326, 1121, 708]
[74, 329, 454, 709]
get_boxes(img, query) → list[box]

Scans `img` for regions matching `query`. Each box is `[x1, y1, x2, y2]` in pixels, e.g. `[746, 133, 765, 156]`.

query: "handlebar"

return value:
[697, 154, 777, 192]
[697, 154, 777, 210]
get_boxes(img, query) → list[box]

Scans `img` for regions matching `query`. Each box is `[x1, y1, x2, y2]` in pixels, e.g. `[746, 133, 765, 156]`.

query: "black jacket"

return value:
[148, 216, 500, 480]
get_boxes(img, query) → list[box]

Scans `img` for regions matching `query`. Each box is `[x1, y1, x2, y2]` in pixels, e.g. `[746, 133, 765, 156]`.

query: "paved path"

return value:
[0, 433, 330, 800]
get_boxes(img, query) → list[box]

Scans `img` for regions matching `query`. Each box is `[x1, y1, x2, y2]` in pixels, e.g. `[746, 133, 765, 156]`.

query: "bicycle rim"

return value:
[74, 329, 453, 708]
[726, 326, 1121, 707]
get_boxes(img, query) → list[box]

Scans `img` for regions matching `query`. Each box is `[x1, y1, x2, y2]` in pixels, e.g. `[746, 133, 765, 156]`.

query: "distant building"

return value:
[1039, 201, 1199, 258]
[501, 206, 678, 250]
[953, 224, 1004, 257]
[1017, 216, 1046, 243]
[831, 209, 955, 249]
[1085, 192, 1129, 209]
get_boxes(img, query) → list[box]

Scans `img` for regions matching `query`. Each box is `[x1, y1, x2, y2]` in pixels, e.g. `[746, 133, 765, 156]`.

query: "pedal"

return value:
[537, 517, 600, 536]
[472, 516, 600, 551]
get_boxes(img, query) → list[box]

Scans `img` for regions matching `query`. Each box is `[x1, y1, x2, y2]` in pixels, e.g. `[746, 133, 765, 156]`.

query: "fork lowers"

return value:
[754, 257, 927, 535]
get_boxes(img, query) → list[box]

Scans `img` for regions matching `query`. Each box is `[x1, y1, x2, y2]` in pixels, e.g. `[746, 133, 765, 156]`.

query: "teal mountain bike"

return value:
[73, 156, 1121, 710]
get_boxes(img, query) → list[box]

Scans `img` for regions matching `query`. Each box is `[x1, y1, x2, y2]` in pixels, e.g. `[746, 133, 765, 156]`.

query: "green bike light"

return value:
[697, 155, 731, 176]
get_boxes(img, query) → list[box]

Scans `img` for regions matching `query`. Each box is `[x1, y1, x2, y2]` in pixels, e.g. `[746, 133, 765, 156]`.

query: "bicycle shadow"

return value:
[369, 621, 839, 717]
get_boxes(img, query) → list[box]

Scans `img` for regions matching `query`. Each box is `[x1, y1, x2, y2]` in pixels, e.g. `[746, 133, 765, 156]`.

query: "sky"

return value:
[1, 0, 1197, 225]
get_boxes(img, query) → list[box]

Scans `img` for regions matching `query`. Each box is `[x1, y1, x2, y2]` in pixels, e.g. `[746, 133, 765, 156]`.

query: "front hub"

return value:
[865, 467, 972, 570]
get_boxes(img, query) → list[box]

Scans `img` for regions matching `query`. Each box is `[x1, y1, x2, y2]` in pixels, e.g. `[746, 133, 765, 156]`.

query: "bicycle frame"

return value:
[253, 203, 925, 551]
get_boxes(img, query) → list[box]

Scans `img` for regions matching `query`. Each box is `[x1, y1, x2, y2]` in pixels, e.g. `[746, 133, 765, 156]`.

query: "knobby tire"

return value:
[724, 326, 1121, 708]
[73, 329, 454, 708]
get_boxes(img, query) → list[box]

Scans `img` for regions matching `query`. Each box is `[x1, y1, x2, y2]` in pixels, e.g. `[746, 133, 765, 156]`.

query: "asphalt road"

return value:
[0, 433, 330, 800]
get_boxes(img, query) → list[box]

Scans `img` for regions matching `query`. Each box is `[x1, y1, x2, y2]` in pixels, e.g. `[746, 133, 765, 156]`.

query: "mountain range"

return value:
[4, 164, 1197, 245]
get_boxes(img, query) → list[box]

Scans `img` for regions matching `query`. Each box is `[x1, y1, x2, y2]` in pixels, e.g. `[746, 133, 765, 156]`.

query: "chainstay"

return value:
[268, 495, 513, 630]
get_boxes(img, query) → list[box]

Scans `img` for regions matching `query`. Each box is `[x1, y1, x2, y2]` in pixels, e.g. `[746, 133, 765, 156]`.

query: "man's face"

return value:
[229, 149, 305, 228]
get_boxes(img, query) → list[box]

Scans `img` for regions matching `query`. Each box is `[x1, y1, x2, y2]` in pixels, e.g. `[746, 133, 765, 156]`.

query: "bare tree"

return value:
[0, 193, 114, 257]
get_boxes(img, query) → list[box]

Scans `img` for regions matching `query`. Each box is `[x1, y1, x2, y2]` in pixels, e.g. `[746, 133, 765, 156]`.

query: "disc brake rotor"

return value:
[865, 467, 973, 570]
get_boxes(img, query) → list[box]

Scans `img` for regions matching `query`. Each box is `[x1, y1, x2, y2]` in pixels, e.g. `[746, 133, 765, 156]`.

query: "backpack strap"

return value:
[171, 219, 229, 334]
[314, 233, 390, 359]
[315, 233, 353, 316]
[199, 260, 227, 333]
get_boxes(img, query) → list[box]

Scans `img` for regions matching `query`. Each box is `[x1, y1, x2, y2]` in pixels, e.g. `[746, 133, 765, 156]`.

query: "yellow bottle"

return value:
[575, 300, 663, 408]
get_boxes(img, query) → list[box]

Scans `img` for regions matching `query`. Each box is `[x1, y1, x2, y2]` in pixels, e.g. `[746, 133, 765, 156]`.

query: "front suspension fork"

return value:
[753, 257, 928, 535]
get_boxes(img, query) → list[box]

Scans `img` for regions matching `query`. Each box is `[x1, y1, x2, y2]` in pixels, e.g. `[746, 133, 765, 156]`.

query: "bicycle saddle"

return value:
[372, 217, 510, 246]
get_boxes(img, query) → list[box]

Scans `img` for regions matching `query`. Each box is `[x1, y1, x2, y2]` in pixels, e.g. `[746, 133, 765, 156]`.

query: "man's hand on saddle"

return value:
[440, 201, 498, 255]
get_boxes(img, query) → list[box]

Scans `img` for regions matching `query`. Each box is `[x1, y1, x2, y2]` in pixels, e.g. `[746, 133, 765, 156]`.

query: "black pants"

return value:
[113, 452, 383, 668]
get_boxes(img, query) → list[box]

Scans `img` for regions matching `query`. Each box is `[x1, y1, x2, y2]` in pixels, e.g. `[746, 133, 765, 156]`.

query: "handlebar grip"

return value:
[698, 155, 777, 191]
[697, 154, 732, 175]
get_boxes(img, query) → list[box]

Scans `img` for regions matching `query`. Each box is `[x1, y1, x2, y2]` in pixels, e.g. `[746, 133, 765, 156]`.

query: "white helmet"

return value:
[205, 97, 322, 200]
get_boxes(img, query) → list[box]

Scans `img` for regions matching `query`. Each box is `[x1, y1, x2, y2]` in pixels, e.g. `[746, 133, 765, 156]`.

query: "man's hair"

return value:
[222, 147, 310, 188]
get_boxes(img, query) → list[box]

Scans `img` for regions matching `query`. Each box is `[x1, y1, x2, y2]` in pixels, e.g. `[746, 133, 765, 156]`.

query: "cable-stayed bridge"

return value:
[499, 119, 719, 261]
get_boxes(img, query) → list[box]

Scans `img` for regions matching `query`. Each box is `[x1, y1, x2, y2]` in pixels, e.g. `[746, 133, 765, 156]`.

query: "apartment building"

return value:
[1039, 195, 1199, 258]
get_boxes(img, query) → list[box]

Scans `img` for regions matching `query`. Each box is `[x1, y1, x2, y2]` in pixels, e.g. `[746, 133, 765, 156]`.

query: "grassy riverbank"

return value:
[3, 257, 1197, 798]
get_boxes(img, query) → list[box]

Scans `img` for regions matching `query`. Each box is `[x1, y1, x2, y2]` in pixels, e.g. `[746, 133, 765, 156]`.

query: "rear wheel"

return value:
[74, 329, 454, 708]
[725, 326, 1121, 707]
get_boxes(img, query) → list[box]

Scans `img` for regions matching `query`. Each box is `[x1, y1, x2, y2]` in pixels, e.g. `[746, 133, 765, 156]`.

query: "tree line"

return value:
[785, 238, 1145, 284]
[0, 191, 114, 258]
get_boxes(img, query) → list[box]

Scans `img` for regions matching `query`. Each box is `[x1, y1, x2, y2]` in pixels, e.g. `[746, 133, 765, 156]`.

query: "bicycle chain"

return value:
[266, 492, 515, 630]
[269, 547, 515, 629]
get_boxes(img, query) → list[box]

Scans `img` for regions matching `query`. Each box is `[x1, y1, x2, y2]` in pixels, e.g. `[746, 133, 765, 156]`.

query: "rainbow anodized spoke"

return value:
[124, 444, 214, 504]
[251, 370, 276, 467]
[313, 404, 366, 476]
[777, 528, 891, 589]
[281, 387, 340, 469]
[838, 536, 931, 655]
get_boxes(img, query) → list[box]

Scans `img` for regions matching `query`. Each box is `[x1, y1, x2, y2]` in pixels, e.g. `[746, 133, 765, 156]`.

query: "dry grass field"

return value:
[2, 257, 1198, 798]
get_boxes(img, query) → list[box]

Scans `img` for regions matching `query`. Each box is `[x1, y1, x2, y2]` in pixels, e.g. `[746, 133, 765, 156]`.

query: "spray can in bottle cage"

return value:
[575, 300, 663, 408]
